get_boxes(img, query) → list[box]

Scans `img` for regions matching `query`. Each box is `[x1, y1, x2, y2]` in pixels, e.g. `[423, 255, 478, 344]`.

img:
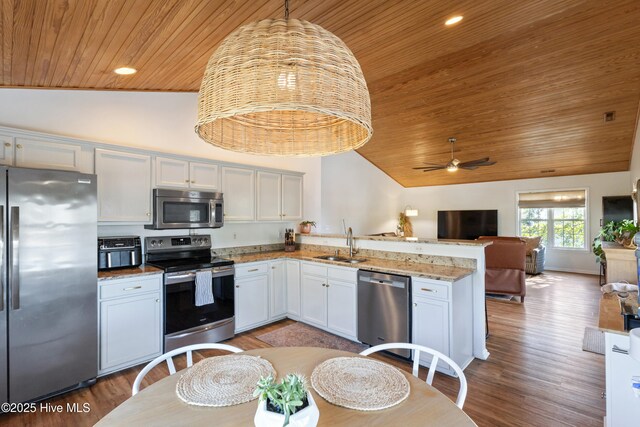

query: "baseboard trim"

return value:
[544, 267, 598, 276]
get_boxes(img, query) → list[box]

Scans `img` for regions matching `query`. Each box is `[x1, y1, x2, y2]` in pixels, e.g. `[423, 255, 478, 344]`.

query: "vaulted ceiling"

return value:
[1, 0, 639, 187]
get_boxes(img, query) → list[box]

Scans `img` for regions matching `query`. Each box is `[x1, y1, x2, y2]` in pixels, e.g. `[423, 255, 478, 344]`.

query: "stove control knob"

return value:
[197, 238, 203, 244]
[150, 240, 156, 246]
[204, 237, 209, 243]
[158, 240, 164, 246]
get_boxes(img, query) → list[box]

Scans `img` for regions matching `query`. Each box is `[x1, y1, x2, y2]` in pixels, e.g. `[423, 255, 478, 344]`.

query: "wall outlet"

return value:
[415, 246, 423, 252]
[233, 233, 237, 240]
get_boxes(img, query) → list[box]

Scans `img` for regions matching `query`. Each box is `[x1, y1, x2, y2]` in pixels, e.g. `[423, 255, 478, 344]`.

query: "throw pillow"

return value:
[521, 236, 541, 254]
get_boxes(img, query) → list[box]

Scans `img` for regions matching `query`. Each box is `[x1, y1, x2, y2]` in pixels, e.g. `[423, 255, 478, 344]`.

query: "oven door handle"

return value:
[165, 272, 196, 284]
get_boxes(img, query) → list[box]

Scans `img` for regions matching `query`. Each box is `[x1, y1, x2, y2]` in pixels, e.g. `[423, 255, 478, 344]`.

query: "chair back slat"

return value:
[412, 350, 420, 377]
[166, 357, 177, 375]
[425, 355, 438, 385]
[360, 342, 468, 409]
[132, 343, 243, 395]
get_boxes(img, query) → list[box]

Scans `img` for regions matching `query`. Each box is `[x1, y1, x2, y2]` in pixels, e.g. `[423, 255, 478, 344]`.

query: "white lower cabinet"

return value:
[269, 260, 287, 320]
[98, 275, 163, 376]
[411, 276, 473, 376]
[286, 260, 301, 319]
[235, 264, 269, 332]
[301, 274, 328, 327]
[301, 262, 357, 340]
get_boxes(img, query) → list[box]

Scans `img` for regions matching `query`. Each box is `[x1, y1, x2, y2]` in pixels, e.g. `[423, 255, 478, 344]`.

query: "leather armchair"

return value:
[477, 236, 526, 302]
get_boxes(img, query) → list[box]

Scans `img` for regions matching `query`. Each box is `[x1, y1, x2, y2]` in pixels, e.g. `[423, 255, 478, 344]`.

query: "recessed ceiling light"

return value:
[445, 15, 463, 26]
[114, 67, 137, 75]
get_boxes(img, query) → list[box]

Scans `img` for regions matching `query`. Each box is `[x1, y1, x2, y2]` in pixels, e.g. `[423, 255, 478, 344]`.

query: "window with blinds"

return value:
[517, 189, 587, 249]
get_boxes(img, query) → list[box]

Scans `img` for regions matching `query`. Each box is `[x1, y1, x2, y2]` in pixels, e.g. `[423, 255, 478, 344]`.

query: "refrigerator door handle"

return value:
[9, 206, 19, 310]
[0, 206, 3, 312]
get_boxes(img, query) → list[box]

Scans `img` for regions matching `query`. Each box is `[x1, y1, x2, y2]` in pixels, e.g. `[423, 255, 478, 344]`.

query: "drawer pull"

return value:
[612, 345, 629, 355]
[235, 285, 240, 288]
[248, 268, 259, 272]
[123, 286, 142, 291]
[421, 288, 437, 293]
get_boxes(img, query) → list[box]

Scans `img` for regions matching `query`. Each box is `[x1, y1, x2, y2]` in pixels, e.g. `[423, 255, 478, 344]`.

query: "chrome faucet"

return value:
[346, 227, 357, 257]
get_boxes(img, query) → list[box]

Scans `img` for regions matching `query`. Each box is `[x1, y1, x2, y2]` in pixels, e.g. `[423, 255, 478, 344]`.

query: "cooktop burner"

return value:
[144, 234, 233, 273]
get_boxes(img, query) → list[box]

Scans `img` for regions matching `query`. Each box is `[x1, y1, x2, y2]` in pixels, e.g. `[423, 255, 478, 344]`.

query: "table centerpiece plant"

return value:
[253, 373, 319, 427]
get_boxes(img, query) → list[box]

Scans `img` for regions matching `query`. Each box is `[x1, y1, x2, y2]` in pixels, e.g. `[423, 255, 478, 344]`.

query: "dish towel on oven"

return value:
[195, 270, 214, 306]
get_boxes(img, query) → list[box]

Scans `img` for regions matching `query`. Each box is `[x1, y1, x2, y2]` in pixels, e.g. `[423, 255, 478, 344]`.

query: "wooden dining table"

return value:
[96, 347, 476, 426]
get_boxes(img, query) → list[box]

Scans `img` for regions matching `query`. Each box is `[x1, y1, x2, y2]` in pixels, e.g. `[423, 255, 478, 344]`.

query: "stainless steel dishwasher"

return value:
[357, 270, 411, 358]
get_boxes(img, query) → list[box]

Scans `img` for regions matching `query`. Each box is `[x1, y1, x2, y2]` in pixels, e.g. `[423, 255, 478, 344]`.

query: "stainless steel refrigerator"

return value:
[0, 167, 97, 404]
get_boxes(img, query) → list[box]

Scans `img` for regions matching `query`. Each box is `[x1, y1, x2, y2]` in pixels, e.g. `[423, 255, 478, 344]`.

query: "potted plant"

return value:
[299, 221, 316, 234]
[253, 374, 319, 427]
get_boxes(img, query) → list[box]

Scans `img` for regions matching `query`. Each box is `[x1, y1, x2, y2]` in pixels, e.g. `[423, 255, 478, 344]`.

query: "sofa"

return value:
[477, 236, 527, 302]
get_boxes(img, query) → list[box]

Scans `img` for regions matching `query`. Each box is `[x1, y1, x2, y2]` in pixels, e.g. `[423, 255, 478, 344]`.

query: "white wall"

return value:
[628, 117, 640, 221]
[320, 150, 630, 274]
[320, 151, 403, 235]
[0, 88, 321, 245]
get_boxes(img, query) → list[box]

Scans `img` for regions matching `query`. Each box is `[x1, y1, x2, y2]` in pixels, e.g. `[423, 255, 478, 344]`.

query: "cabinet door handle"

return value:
[124, 286, 142, 291]
[413, 302, 417, 307]
[235, 285, 240, 288]
[612, 345, 629, 355]
[16, 144, 22, 149]
[185, 179, 190, 183]
[326, 284, 330, 288]
[248, 268, 259, 272]
[272, 266, 276, 269]
[155, 299, 159, 302]
[421, 288, 437, 293]
[191, 180, 195, 184]
[322, 283, 326, 287]
[4, 142, 10, 148]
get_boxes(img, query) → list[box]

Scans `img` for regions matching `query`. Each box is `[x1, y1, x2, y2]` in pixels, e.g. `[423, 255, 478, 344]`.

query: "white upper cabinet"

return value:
[256, 171, 303, 221]
[156, 157, 219, 191]
[155, 157, 189, 188]
[221, 166, 255, 221]
[96, 149, 152, 222]
[0, 134, 15, 166]
[189, 162, 219, 190]
[14, 137, 92, 172]
[282, 174, 303, 221]
[256, 171, 282, 221]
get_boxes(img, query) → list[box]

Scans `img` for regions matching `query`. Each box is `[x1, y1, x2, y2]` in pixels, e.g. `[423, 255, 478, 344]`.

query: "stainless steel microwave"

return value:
[145, 189, 224, 230]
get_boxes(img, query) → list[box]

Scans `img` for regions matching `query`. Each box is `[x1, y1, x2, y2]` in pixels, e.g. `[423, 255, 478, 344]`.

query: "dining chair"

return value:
[360, 343, 468, 409]
[132, 343, 244, 395]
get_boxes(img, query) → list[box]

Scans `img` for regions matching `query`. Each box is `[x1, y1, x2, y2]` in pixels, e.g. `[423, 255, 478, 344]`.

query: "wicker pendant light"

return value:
[195, 2, 372, 157]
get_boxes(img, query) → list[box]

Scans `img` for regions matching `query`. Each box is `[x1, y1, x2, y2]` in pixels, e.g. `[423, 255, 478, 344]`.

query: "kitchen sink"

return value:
[314, 255, 367, 264]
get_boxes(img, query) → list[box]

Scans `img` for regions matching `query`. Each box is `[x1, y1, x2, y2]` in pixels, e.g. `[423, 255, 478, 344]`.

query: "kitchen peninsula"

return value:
[220, 233, 491, 366]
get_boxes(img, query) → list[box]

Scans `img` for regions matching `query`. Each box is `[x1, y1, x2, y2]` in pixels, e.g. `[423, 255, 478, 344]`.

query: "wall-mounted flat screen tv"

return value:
[437, 210, 498, 240]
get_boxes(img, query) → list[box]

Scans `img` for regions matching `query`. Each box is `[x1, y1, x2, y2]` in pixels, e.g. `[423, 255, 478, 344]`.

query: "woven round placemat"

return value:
[176, 355, 275, 407]
[311, 357, 410, 411]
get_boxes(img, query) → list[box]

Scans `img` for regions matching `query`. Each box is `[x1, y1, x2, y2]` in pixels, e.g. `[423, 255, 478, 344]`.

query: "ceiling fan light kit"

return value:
[414, 137, 496, 173]
[195, 1, 372, 157]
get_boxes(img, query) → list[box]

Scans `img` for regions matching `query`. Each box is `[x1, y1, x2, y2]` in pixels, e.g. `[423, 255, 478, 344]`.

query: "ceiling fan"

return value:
[413, 137, 496, 172]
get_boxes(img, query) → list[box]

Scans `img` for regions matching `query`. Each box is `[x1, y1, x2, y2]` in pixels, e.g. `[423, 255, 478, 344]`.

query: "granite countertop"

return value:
[228, 249, 474, 282]
[297, 233, 492, 247]
[598, 292, 638, 335]
[98, 265, 163, 281]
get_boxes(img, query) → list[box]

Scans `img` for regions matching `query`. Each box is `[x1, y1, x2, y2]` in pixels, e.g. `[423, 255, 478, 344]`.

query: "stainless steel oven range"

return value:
[144, 235, 234, 351]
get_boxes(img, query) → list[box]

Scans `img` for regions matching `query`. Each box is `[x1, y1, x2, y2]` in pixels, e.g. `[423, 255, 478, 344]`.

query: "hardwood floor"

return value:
[2, 271, 605, 426]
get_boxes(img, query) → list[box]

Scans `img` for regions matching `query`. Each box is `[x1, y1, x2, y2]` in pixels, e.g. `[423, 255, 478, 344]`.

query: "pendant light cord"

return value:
[284, 0, 289, 20]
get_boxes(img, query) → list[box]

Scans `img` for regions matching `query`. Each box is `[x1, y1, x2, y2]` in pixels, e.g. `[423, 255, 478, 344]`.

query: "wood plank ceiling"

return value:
[1, 0, 639, 187]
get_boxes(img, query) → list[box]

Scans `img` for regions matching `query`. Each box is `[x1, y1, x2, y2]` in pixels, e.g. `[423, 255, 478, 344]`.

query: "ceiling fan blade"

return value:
[416, 162, 447, 168]
[458, 158, 496, 167]
[413, 166, 446, 172]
